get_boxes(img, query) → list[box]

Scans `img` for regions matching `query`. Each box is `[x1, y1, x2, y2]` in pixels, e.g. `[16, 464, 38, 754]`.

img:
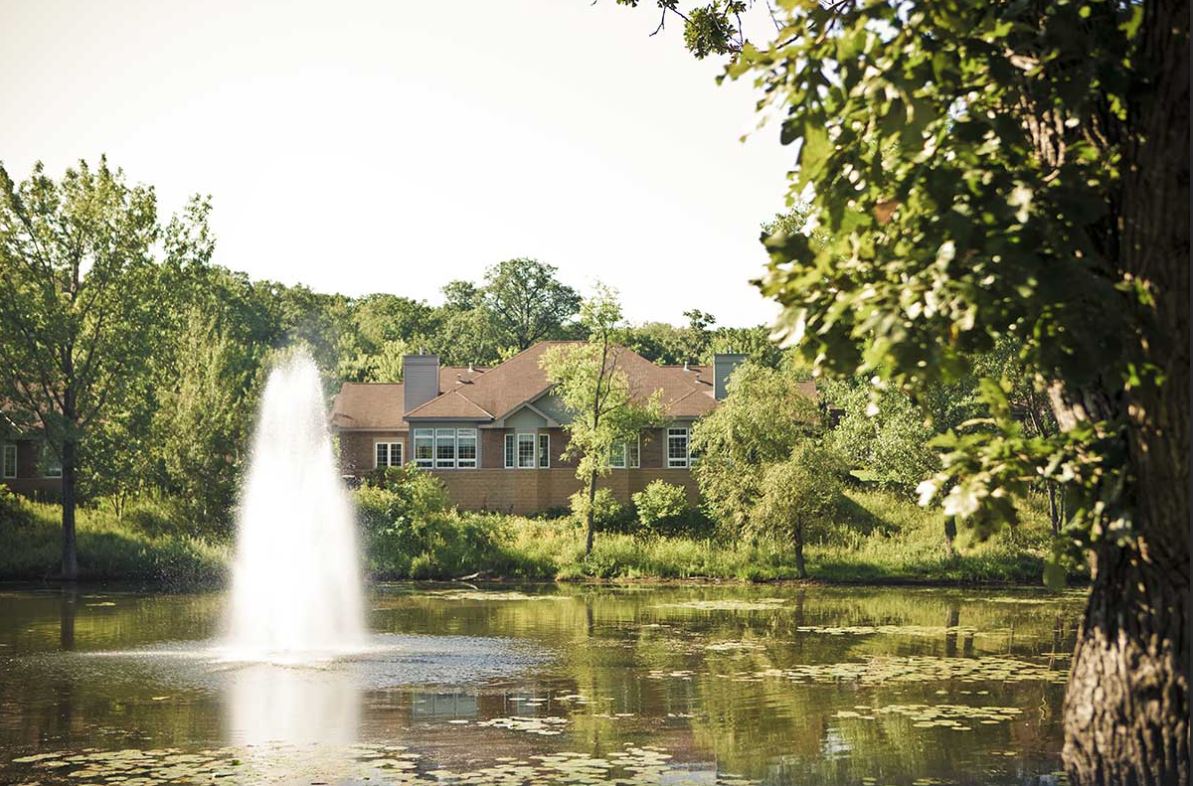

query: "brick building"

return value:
[330, 342, 807, 514]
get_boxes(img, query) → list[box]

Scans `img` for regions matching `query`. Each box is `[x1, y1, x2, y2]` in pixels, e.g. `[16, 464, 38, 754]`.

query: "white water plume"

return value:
[223, 350, 365, 660]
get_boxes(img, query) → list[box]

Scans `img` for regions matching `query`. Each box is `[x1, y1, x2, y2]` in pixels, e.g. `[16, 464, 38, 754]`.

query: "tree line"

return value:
[0, 159, 790, 551]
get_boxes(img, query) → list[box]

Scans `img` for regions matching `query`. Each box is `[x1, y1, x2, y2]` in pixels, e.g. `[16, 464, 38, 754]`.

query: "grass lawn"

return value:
[0, 486, 1058, 587]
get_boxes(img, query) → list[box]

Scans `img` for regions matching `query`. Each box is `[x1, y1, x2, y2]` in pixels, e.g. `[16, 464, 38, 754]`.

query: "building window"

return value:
[375, 441, 403, 468]
[667, 428, 690, 468]
[517, 433, 536, 469]
[414, 429, 434, 468]
[504, 433, 516, 469]
[457, 429, 477, 468]
[2, 444, 15, 479]
[610, 437, 641, 469]
[538, 434, 550, 468]
[436, 428, 457, 468]
[42, 446, 61, 478]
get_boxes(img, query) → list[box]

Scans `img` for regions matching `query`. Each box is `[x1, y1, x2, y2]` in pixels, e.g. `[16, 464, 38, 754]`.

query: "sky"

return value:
[0, 1, 794, 327]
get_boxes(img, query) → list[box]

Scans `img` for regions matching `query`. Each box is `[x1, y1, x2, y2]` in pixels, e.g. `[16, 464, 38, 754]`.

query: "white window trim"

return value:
[610, 436, 641, 470]
[456, 428, 478, 469]
[667, 427, 690, 469]
[538, 433, 550, 469]
[435, 427, 457, 469]
[504, 433, 516, 469]
[2, 443, 15, 479]
[373, 440, 404, 469]
[413, 428, 434, 468]
[516, 432, 537, 469]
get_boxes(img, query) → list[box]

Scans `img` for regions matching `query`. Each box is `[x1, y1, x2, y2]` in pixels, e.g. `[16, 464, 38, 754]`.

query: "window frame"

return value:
[2, 443, 15, 479]
[42, 446, 61, 478]
[374, 440, 404, 469]
[538, 433, 550, 468]
[516, 433, 537, 469]
[435, 428, 457, 469]
[504, 433, 516, 469]
[666, 427, 690, 469]
[456, 429, 478, 469]
[610, 435, 641, 470]
[413, 428, 434, 468]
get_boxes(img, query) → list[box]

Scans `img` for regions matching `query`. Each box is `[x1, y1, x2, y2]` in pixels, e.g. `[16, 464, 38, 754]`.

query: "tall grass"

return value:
[0, 497, 228, 587]
[0, 486, 1056, 586]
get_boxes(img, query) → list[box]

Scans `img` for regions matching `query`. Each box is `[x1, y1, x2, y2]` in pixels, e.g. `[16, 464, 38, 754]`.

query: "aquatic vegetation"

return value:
[655, 598, 789, 611]
[477, 715, 569, 735]
[836, 703, 1024, 730]
[647, 655, 1067, 686]
[3, 742, 759, 786]
[792, 623, 1009, 639]
[427, 590, 571, 602]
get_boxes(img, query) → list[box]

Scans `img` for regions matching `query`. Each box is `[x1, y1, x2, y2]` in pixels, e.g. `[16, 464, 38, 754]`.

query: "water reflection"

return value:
[0, 584, 1086, 786]
[223, 661, 361, 747]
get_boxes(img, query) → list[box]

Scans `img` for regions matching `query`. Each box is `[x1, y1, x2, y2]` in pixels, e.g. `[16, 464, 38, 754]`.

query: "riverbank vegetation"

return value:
[0, 476, 1054, 587]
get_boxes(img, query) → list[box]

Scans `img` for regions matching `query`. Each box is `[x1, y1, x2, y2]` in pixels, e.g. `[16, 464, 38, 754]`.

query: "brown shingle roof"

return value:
[330, 383, 405, 430]
[406, 342, 573, 421]
[331, 344, 814, 430]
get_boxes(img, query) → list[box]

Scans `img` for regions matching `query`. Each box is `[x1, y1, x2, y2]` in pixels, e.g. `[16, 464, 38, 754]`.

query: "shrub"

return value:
[356, 465, 448, 531]
[570, 487, 633, 533]
[753, 442, 846, 578]
[0, 484, 32, 527]
[633, 480, 687, 529]
[630, 480, 713, 538]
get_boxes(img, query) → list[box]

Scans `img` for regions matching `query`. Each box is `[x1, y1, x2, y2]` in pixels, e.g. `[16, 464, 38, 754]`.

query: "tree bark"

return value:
[583, 468, 598, 557]
[943, 515, 957, 558]
[60, 436, 78, 581]
[793, 524, 806, 579]
[1062, 1, 1189, 783]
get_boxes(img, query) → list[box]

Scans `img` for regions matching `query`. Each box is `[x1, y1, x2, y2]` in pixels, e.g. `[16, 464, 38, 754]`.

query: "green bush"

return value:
[570, 487, 634, 533]
[356, 465, 449, 531]
[0, 484, 32, 527]
[631, 480, 714, 539]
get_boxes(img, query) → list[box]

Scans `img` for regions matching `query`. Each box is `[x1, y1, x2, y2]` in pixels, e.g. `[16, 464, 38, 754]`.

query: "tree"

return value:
[152, 309, 257, 533]
[690, 362, 820, 534]
[0, 159, 189, 579]
[754, 444, 844, 579]
[541, 286, 661, 555]
[484, 258, 581, 350]
[626, 1, 1188, 781]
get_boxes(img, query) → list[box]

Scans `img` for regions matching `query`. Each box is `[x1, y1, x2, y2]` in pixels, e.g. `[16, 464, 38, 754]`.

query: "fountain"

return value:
[223, 350, 366, 661]
[47, 350, 543, 761]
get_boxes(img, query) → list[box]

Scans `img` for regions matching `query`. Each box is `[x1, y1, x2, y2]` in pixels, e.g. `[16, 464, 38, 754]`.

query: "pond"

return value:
[0, 584, 1083, 786]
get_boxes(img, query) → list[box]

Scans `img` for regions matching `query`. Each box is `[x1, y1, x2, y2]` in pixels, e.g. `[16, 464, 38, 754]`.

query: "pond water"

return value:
[0, 584, 1083, 786]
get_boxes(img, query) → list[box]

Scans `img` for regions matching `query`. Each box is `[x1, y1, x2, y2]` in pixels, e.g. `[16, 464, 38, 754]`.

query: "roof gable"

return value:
[330, 343, 810, 431]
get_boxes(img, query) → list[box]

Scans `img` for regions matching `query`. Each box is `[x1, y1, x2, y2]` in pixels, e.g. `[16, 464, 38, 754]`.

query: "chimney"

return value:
[403, 354, 440, 413]
[712, 353, 746, 401]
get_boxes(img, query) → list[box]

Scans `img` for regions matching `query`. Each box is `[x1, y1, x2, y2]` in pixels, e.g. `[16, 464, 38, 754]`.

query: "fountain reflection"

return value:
[221, 659, 363, 782]
[224, 661, 361, 746]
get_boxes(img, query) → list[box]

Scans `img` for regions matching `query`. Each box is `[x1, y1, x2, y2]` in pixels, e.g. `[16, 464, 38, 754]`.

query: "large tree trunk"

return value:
[1062, 1, 1189, 783]
[60, 436, 78, 581]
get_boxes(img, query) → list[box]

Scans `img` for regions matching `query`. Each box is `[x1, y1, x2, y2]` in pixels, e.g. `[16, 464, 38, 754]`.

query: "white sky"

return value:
[0, 0, 793, 327]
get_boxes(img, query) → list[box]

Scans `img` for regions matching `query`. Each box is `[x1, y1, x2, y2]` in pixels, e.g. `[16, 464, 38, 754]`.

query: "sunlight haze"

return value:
[0, 0, 792, 326]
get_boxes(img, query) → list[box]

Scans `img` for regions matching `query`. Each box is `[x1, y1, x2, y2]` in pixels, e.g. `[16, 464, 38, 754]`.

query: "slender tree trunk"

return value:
[1046, 484, 1060, 536]
[793, 524, 806, 579]
[60, 436, 78, 581]
[943, 515, 957, 558]
[1062, 2, 1189, 782]
[583, 469, 598, 557]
